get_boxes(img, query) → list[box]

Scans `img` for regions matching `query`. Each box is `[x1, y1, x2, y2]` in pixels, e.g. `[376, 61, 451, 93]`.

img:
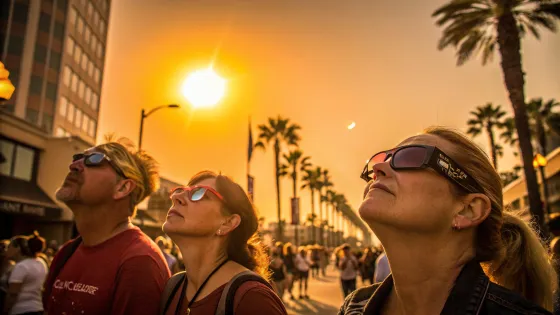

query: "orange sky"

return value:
[98, 0, 560, 233]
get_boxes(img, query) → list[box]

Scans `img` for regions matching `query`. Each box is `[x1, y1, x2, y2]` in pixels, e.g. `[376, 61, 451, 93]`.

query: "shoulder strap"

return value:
[159, 271, 186, 315]
[43, 236, 82, 304]
[215, 271, 273, 315]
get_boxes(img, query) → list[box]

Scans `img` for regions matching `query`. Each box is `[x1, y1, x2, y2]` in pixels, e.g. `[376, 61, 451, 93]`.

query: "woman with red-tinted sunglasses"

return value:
[160, 171, 287, 315]
[339, 127, 557, 315]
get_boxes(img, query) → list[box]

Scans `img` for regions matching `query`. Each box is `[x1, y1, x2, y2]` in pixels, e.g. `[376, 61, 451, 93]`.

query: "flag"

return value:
[248, 117, 253, 162]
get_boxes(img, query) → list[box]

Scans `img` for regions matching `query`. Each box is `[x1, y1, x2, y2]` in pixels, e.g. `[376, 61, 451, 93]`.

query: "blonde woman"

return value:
[339, 127, 558, 314]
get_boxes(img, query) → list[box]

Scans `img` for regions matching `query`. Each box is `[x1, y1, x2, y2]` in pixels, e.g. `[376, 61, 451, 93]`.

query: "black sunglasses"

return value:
[72, 153, 128, 179]
[361, 145, 483, 193]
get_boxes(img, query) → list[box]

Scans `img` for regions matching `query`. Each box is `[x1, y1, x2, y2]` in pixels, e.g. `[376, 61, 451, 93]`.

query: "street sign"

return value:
[291, 197, 300, 225]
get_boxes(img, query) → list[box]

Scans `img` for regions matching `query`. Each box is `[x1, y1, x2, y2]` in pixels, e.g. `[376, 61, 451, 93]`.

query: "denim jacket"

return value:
[338, 259, 552, 315]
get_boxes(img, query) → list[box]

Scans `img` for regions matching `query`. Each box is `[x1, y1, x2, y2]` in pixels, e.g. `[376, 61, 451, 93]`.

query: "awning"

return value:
[0, 175, 62, 220]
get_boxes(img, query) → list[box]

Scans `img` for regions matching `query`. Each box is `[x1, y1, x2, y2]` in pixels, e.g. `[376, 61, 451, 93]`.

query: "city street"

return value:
[282, 267, 357, 315]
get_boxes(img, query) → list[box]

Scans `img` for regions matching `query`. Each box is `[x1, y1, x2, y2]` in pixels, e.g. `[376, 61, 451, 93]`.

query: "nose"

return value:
[372, 158, 392, 179]
[170, 192, 187, 206]
[69, 157, 85, 173]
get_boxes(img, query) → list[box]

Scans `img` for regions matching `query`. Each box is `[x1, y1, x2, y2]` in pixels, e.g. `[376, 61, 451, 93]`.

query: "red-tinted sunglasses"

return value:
[169, 185, 224, 202]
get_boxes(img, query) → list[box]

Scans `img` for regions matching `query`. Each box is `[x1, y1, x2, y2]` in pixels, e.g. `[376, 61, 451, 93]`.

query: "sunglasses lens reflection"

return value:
[393, 147, 427, 168]
[87, 153, 105, 165]
[190, 187, 207, 201]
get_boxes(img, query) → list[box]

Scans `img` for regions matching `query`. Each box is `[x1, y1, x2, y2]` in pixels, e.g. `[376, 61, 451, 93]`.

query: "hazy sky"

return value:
[98, 0, 560, 231]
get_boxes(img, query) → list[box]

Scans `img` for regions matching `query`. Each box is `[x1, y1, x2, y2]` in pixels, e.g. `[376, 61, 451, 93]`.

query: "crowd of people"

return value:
[1, 127, 560, 314]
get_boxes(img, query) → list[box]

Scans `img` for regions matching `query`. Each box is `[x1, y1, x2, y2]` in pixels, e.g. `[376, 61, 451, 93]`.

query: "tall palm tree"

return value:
[332, 193, 347, 246]
[466, 103, 507, 169]
[255, 116, 301, 241]
[527, 98, 560, 155]
[324, 189, 337, 247]
[280, 150, 311, 246]
[318, 169, 333, 246]
[432, 0, 560, 237]
[301, 168, 321, 243]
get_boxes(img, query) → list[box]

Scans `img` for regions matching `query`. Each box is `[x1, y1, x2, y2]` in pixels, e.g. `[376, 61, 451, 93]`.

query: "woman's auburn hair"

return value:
[424, 126, 558, 311]
[187, 171, 271, 280]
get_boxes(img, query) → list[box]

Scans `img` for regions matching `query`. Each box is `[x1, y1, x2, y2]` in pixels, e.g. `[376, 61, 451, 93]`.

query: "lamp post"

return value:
[533, 153, 550, 220]
[138, 104, 180, 150]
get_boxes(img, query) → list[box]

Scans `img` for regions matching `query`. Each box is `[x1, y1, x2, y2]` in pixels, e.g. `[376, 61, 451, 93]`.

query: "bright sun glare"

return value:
[181, 68, 227, 108]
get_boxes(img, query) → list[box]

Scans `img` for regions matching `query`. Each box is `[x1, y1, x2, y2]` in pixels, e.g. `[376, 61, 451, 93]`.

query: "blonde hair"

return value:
[424, 126, 557, 311]
[96, 136, 159, 217]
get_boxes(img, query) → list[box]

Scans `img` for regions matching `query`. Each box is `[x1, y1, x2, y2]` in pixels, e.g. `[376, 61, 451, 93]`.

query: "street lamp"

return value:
[533, 153, 550, 219]
[138, 104, 180, 150]
[0, 62, 15, 102]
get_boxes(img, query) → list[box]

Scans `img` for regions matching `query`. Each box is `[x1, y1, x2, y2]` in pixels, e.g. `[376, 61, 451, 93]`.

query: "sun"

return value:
[181, 68, 227, 108]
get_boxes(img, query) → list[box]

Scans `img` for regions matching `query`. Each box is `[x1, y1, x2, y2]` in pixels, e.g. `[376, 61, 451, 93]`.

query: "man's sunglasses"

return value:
[72, 153, 128, 179]
[361, 145, 483, 193]
[169, 185, 224, 202]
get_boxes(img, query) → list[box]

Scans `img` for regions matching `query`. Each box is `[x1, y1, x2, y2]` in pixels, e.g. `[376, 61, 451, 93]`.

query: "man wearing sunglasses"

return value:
[43, 140, 170, 315]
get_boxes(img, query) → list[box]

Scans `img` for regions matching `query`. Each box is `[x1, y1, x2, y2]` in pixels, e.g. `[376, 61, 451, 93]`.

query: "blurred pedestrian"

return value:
[269, 250, 287, 300]
[294, 247, 312, 299]
[160, 171, 286, 315]
[373, 251, 390, 283]
[338, 244, 358, 298]
[156, 236, 180, 274]
[360, 247, 376, 285]
[283, 243, 297, 301]
[4, 232, 47, 315]
[43, 139, 170, 314]
[339, 127, 558, 314]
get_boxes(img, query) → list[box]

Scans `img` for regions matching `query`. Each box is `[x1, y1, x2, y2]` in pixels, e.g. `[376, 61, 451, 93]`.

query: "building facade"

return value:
[1, 0, 111, 243]
[1, 0, 110, 143]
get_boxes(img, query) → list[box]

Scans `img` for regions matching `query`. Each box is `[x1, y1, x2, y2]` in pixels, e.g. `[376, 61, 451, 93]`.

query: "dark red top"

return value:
[44, 227, 170, 315]
[165, 280, 287, 315]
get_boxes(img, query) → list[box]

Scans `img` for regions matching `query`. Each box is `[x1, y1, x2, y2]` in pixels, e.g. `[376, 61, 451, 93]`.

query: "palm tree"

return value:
[466, 103, 507, 169]
[324, 189, 337, 247]
[280, 150, 311, 246]
[332, 193, 347, 246]
[500, 165, 523, 187]
[318, 169, 333, 245]
[527, 98, 560, 155]
[301, 168, 321, 243]
[255, 116, 301, 241]
[433, 0, 560, 238]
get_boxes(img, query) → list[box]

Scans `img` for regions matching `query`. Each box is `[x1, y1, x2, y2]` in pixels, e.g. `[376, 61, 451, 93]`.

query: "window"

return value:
[67, 103, 75, 123]
[56, 127, 66, 137]
[0, 139, 36, 181]
[510, 199, 521, 210]
[13, 145, 35, 181]
[96, 44, 102, 58]
[93, 11, 99, 27]
[46, 82, 57, 101]
[85, 27, 91, 44]
[8, 36, 24, 55]
[91, 93, 99, 111]
[54, 21, 65, 39]
[66, 37, 75, 55]
[78, 80, 85, 99]
[69, 7, 77, 25]
[0, 140, 15, 176]
[90, 36, 97, 52]
[63, 66, 72, 86]
[29, 76, 43, 95]
[13, 3, 30, 24]
[82, 115, 89, 132]
[59, 96, 68, 116]
[75, 109, 82, 128]
[26, 108, 39, 124]
[71, 73, 78, 92]
[42, 114, 53, 132]
[81, 53, 88, 70]
[87, 2, 93, 18]
[49, 51, 61, 70]
[94, 68, 100, 84]
[88, 61, 94, 77]
[100, 20, 106, 35]
[77, 17, 84, 34]
[74, 45, 82, 64]
[39, 12, 51, 32]
[34, 44, 47, 63]
[89, 119, 96, 137]
[85, 87, 91, 106]
[58, 0, 68, 10]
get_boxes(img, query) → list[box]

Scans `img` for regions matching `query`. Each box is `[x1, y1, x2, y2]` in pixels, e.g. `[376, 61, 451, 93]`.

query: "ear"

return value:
[113, 179, 137, 201]
[216, 214, 241, 236]
[453, 193, 492, 230]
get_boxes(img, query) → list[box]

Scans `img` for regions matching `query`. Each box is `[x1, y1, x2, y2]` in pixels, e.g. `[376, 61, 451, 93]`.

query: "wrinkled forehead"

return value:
[191, 177, 218, 190]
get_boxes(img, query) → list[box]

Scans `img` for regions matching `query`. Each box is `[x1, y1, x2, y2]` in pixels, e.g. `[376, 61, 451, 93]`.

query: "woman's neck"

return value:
[175, 237, 229, 290]
[379, 231, 474, 315]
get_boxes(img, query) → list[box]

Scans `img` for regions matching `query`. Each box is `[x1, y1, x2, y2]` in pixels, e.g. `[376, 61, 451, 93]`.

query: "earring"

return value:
[453, 222, 461, 231]
[217, 230, 222, 235]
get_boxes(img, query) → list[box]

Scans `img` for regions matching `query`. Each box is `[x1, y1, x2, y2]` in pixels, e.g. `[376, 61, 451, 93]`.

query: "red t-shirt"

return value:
[165, 280, 287, 315]
[44, 227, 171, 315]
